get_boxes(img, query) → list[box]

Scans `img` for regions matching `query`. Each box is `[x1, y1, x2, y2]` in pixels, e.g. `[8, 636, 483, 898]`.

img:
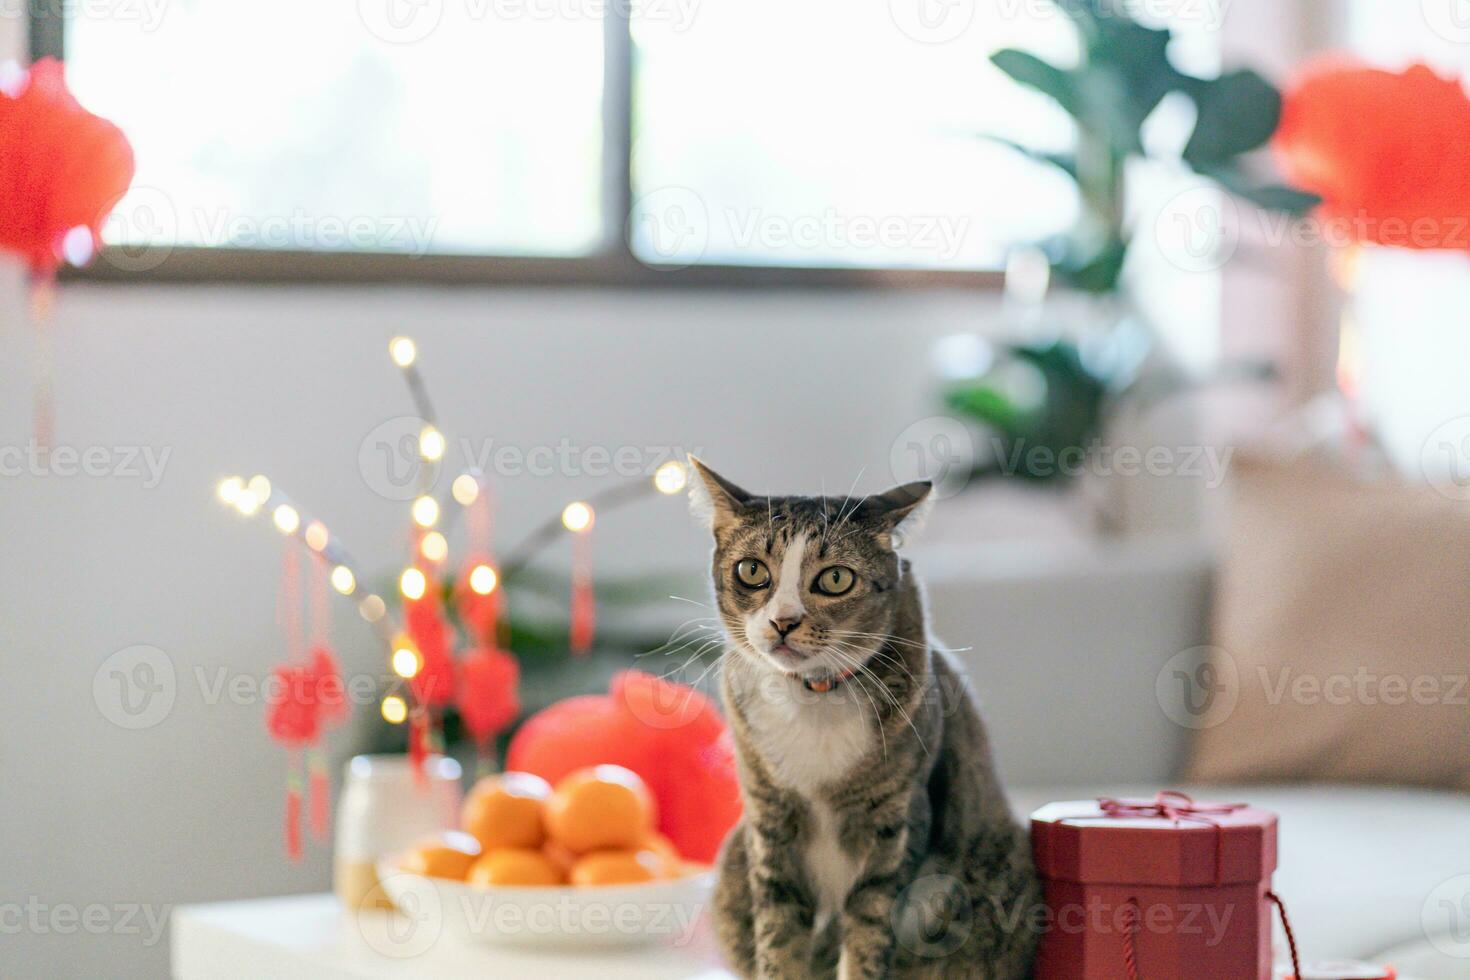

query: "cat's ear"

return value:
[869, 480, 933, 550]
[687, 456, 753, 534]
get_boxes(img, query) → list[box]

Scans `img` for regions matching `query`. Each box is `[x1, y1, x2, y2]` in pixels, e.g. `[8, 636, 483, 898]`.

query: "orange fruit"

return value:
[569, 849, 664, 887]
[461, 772, 551, 850]
[466, 848, 564, 887]
[399, 831, 481, 880]
[542, 839, 579, 876]
[545, 765, 655, 854]
[640, 832, 685, 877]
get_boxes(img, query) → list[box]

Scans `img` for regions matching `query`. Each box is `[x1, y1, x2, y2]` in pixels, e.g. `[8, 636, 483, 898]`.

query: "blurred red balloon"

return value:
[506, 670, 742, 862]
[0, 58, 135, 274]
[1275, 60, 1470, 250]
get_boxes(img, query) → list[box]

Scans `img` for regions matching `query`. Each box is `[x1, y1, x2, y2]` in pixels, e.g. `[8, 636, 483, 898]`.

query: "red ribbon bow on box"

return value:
[1091, 791, 1245, 887]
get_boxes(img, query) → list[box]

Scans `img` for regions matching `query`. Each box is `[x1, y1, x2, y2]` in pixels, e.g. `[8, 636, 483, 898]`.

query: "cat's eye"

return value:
[734, 558, 771, 588]
[814, 566, 856, 596]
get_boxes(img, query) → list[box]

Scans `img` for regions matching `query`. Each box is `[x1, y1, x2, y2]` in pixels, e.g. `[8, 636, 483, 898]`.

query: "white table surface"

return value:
[171, 893, 736, 980]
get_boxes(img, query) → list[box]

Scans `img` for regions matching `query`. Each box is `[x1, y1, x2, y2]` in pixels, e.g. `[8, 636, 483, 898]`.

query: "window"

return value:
[40, 1, 1086, 283]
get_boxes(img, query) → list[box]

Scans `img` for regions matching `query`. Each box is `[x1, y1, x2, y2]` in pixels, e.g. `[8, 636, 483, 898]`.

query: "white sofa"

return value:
[919, 538, 1470, 978]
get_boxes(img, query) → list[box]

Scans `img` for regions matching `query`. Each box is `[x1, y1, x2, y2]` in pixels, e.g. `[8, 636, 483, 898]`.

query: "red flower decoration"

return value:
[457, 647, 521, 745]
[0, 58, 135, 274]
[507, 670, 742, 862]
[266, 664, 321, 748]
[1275, 60, 1470, 250]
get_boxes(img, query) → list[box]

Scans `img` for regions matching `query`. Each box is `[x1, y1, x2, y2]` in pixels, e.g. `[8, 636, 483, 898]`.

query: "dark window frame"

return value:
[30, 4, 1001, 290]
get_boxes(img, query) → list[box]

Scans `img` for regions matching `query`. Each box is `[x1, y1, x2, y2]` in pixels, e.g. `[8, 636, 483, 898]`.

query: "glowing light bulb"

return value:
[217, 477, 244, 505]
[562, 501, 594, 533]
[304, 521, 329, 552]
[451, 473, 480, 506]
[400, 567, 427, 600]
[359, 594, 386, 622]
[654, 461, 688, 495]
[247, 475, 272, 502]
[381, 695, 408, 725]
[412, 495, 440, 528]
[272, 505, 300, 535]
[330, 565, 357, 595]
[469, 564, 498, 595]
[420, 531, 448, 563]
[419, 426, 446, 462]
[235, 490, 261, 517]
[392, 645, 421, 679]
[389, 336, 417, 368]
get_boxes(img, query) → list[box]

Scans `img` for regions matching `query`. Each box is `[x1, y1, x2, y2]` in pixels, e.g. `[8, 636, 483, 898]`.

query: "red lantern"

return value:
[1275, 60, 1470, 250]
[0, 58, 135, 274]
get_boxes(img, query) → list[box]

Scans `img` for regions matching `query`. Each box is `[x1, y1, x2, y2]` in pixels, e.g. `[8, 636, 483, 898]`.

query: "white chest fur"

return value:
[740, 673, 874, 792]
[738, 672, 873, 924]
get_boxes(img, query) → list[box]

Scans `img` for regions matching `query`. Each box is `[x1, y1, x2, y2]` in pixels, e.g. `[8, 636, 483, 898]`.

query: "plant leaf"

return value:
[1182, 70, 1283, 169]
[991, 49, 1079, 115]
[1207, 164, 1321, 216]
[977, 134, 1078, 180]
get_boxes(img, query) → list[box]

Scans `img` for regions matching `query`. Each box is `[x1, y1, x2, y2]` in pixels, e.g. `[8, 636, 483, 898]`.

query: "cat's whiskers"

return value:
[823, 643, 929, 755]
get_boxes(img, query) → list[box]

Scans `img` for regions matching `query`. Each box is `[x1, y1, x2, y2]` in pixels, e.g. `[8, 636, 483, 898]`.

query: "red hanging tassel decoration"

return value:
[284, 769, 303, 862]
[308, 751, 330, 842]
[457, 647, 521, 769]
[570, 526, 595, 656]
[408, 708, 428, 782]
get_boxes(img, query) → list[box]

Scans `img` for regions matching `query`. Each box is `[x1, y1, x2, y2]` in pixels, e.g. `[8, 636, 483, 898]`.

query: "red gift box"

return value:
[1031, 792, 1279, 980]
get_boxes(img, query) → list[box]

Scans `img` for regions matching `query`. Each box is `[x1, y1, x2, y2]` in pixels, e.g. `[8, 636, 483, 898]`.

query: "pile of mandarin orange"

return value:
[399, 765, 694, 887]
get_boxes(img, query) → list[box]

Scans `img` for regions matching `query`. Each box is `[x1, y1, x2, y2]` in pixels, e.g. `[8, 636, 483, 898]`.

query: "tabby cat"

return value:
[689, 458, 1039, 979]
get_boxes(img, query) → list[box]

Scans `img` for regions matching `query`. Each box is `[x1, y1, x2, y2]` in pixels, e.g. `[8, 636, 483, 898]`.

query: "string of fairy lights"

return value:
[215, 335, 690, 728]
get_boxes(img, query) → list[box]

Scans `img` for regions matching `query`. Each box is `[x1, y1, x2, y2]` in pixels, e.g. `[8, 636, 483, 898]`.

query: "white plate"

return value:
[375, 859, 716, 949]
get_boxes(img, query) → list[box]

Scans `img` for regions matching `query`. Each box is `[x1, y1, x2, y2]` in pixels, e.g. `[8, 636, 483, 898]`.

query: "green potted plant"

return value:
[941, 0, 1315, 525]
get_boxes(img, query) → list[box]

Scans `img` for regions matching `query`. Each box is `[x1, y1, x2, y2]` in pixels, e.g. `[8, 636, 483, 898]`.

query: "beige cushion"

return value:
[1186, 455, 1470, 792]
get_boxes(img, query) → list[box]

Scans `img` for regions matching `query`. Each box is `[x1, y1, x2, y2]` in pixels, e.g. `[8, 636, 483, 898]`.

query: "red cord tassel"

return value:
[409, 711, 427, 782]
[570, 576, 595, 655]
[569, 531, 594, 655]
[30, 276, 55, 449]
[284, 777, 303, 862]
[308, 755, 330, 842]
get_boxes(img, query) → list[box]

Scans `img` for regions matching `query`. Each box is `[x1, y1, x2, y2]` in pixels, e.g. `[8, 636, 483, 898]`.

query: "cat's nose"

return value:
[770, 616, 802, 638]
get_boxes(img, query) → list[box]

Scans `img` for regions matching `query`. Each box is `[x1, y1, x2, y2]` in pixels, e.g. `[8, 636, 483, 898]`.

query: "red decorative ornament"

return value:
[0, 57, 135, 445]
[266, 664, 323, 747]
[457, 647, 521, 749]
[1275, 60, 1470, 250]
[0, 58, 135, 274]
